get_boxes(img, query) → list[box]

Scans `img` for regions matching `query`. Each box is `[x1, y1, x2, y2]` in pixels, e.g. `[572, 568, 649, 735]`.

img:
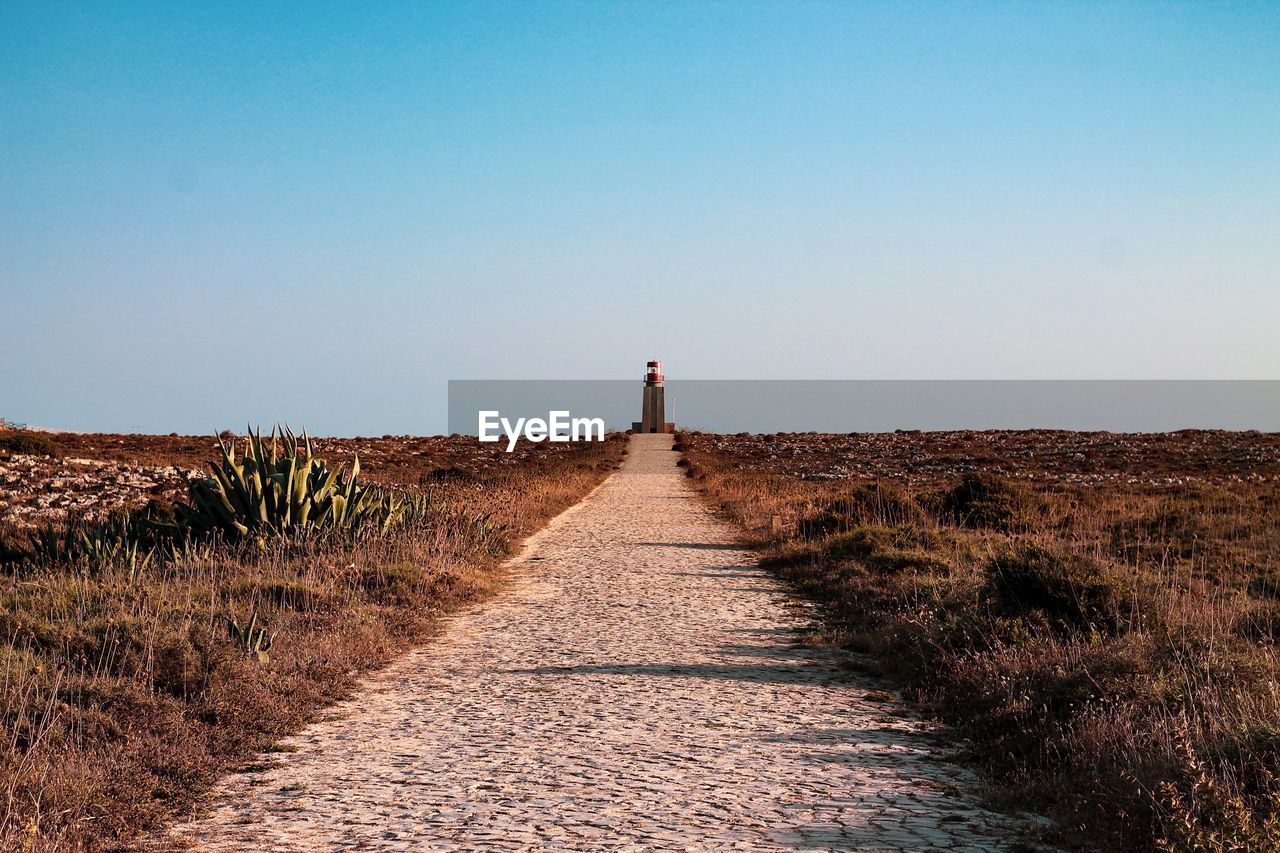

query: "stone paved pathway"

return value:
[163, 434, 1043, 851]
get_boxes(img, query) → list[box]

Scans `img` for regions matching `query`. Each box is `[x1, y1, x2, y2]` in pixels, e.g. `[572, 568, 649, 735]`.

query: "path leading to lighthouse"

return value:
[164, 434, 1041, 851]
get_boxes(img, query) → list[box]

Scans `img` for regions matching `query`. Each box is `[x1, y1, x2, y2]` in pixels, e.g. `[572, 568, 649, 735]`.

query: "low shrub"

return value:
[232, 578, 327, 610]
[799, 483, 923, 538]
[940, 473, 1037, 530]
[150, 627, 212, 699]
[865, 549, 950, 576]
[0, 431, 60, 457]
[825, 526, 892, 560]
[24, 512, 155, 575]
[984, 545, 1131, 633]
[357, 562, 424, 605]
[1247, 566, 1280, 601]
[1234, 603, 1280, 642]
[0, 522, 30, 565]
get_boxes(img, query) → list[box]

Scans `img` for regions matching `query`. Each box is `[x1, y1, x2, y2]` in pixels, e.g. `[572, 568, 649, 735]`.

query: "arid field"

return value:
[4, 427, 1280, 851]
[679, 429, 1280, 850]
[0, 428, 625, 849]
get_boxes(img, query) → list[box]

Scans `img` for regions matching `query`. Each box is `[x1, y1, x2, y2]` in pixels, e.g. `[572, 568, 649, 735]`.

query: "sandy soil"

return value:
[159, 435, 1043, 851]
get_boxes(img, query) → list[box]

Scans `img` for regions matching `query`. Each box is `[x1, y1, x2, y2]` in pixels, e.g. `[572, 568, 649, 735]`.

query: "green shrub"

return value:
[941, 473, 1033, 530]
[0, 431, 59, 457]
[983, 545, 1131, 632]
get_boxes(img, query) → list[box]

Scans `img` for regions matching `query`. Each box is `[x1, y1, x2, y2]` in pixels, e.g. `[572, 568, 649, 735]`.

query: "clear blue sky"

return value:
[2, 1, 1277, 434]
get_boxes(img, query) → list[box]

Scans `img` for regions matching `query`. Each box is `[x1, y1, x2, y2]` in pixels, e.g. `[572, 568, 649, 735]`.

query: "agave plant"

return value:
[176, 426, 406, 538]
[157, 535, 218, 567]
[29, 515, 154, 575]
[77, 517, 154, 575]
[226, 609, 272, 662]
[29, 523, 76, 566]
[399, 491, 434, 527]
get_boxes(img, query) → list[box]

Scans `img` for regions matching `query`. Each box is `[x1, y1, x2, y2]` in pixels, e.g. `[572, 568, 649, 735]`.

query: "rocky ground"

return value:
[688, 429, 1280, 485]
[10, 427, 1274, 532]
[0, 454, 193, 530]
[0, 431, 597, 532]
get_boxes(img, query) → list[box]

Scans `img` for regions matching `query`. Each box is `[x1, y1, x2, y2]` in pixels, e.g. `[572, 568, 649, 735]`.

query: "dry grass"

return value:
[0, 432, 625, 850]
[679, 430, 1280, 851]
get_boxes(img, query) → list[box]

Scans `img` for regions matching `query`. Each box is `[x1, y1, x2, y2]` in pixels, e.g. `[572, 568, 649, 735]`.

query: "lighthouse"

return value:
[632, 360, 675, 433]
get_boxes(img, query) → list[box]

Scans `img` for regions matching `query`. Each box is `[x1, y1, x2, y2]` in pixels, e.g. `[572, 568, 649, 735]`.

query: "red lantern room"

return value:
[645, 360, 664, 385]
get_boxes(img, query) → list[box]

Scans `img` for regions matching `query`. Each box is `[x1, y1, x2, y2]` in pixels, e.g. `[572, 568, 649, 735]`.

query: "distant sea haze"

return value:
[448, 380, 1280, 435]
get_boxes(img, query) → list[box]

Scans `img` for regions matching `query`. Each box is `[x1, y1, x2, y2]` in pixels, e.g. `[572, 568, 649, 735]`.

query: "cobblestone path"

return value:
[164, 434, 1041, 851]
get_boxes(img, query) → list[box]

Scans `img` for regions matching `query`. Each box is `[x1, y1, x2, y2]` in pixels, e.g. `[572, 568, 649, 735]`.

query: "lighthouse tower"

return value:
[633, 360, 674, 434]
